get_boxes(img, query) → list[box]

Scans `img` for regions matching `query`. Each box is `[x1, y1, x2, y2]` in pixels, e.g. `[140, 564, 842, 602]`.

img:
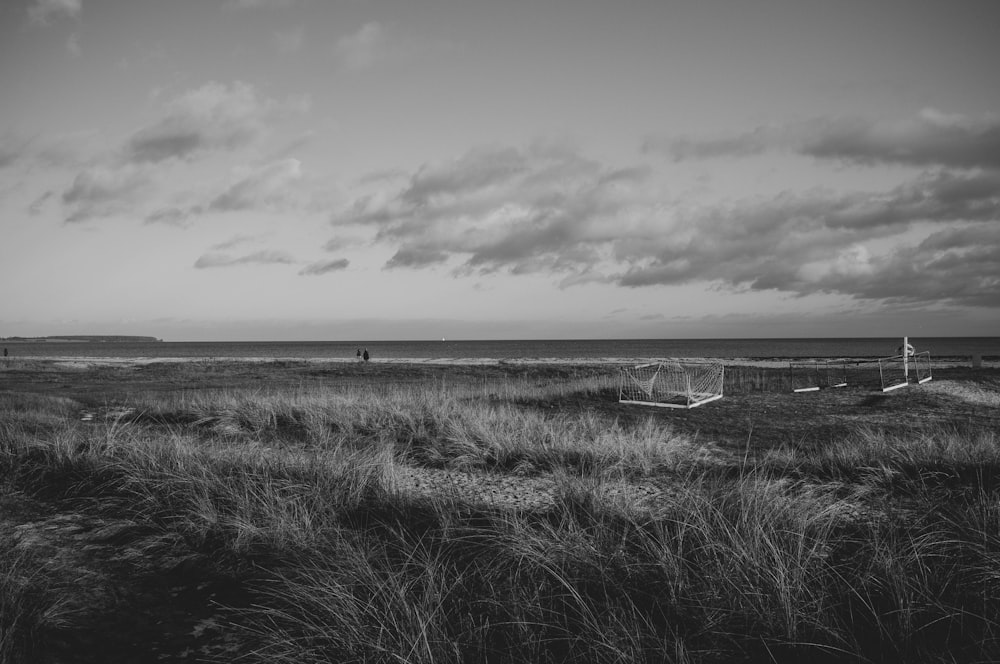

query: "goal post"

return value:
[619, 360, 724, 408]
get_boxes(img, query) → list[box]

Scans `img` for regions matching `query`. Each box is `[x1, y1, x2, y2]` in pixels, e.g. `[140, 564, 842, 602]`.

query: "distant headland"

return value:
[1, 336, 162, 343]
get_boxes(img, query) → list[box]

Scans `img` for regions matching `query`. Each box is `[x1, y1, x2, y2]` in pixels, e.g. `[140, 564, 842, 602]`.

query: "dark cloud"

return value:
[208, 159, 302, 212]
[126, 130, 208, 164]
[336, 134, 1000, 309]
[50, 83, 307, 224]
[299, 258, 349, 275]
[124, 82, 304, 163]
[798, 224, 1000, 307]
[0, 133, 27, 169]
[140, 159, 303, 224]
[335, 143, 652, 278]
[194, 250, 295, 269]
[646, 110, 1000, 170]
[824, 170, 1000, 229]
[61, 164, 151, 222]
[145, 206, 198, 226]
[614, 172, 1000, 307]
[28, 191, 53, 215]
[322, 235, 363, 252]
[0, 132, 88, 171]
[0, 131, 98, 173]
[385, 246, 449, 269]
[802, 110, 1000, 169]
[399, 145, 529, 207]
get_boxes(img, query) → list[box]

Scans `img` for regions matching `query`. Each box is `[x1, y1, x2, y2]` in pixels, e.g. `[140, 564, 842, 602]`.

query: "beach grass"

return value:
[2, 361, 1000, 662]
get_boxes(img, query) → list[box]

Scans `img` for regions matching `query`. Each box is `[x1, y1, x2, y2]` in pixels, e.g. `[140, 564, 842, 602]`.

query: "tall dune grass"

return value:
[107, 387, 698, 478]
[3, 384, 1000, 662]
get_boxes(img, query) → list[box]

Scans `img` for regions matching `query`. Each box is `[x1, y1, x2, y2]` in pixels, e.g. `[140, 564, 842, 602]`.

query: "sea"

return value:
[4, 337, 998, 361]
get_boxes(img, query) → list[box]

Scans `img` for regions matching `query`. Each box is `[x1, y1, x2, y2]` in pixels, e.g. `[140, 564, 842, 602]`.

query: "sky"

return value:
[2, 0, 999, 341]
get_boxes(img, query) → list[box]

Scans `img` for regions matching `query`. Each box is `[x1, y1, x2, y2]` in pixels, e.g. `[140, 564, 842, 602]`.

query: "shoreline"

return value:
[4, 355, 995, 369]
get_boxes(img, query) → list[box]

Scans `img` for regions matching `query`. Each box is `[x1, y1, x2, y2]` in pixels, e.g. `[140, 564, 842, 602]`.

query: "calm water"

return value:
[5, 338, 998, 360]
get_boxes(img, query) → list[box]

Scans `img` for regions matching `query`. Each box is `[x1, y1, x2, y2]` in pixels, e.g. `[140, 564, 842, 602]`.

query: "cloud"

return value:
[822, 170, 1000, 230]
[27, 0, 81, 25]
[802, 109, 1000, 169]
[28, 191, 54, 215]
[646, 110, 1000, 170]
[1, 131, 100, 172]
[299, 258, 349, 276]
[0, 134, 27, 170]
[796, 223, 1000, 307]
[46, 82, 310, 226]
[194, 250, 295, 269]
[61, 164, 152, 222]
[335, 22, 386, 71]
[338, 140, 999, 308]
[142, 158, 311, 224]
[322, 235, 365, 252]
[613, 170, 1000, 306]
[209, 158, 303, 212]
[145, 206, 199, 226]
[124, 81, 307, 163]
[334, 143, 654, 278]
[385, 247, 449, 269]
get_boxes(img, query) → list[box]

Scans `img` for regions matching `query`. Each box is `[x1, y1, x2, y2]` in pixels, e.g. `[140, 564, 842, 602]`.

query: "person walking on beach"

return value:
[363, 348, 370, 362]
[356, 348, 362, 362]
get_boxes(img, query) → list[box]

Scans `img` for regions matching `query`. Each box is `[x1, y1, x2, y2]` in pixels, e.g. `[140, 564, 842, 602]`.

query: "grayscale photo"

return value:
[2, 0, 998, 661]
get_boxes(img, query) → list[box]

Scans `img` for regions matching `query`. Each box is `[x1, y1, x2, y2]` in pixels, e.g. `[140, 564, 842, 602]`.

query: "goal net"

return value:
[619, 361, 725, 408]
[789, 360, 849, 392]
[912, 351, 933, 384]
[790, 352, 933, 393]
[881, 350, 933, 392]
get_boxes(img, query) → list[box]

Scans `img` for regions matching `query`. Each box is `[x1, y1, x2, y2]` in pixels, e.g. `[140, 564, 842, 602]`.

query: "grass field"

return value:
[2, 359, 1000, 663]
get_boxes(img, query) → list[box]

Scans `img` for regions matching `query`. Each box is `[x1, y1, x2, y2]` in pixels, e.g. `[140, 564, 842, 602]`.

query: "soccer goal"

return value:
[619, 360, 725, 408]
[912, 350, 933, 384]
[880, 350, 933, 392]
[789, 360, 849, 392]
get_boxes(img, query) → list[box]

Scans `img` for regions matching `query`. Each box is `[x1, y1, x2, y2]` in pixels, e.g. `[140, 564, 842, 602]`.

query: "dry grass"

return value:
[2, 364, 1000, 662]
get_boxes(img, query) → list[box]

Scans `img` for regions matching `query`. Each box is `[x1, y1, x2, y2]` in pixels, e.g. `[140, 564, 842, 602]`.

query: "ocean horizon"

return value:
[4, 337, 998, 361]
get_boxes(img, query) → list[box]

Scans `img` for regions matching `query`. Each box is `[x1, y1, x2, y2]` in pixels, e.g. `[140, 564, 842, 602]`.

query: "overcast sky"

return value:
[2, 0, 998, 341]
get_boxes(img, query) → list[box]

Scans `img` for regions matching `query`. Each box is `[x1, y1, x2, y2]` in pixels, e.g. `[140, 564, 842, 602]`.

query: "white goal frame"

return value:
[881, 350, 933, 392]
[619, 360, 725, 409]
